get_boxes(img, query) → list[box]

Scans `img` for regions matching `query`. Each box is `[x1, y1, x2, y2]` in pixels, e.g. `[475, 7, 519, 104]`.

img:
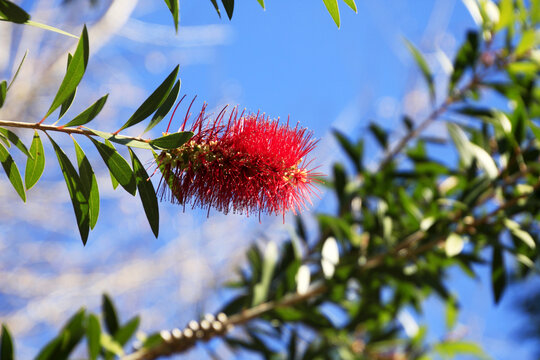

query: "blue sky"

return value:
[0, 0, 537, 359]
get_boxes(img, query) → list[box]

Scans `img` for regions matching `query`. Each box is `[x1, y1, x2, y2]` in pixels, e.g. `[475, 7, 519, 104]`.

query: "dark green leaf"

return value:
[221, 0, 234, 20]
[90, 138, 136, 195]
[102, 294, 120, 335]
[322, 0, 340, 27]
[35, 308, 86, 360]
[144, 80, 180, 133]
[43, 26, 89, 120]
[73, 138, 99, 230]
[48, 135, 89, 244]
[59, 54, 76, 119]
[368, 122, 388, 149]
[86, 314, 101, 360]
[149, 131, 193, 150]
[0, 128, 31, 157]
[333, 129, 363, 171]
[209, 0, 221, 17]
[114, 316, 140, 346]
[117, 65, 179, 132]
[0, 80, 6, 108]
[1, 324, 14, 360]
[129, 148, 159, 237]
[24, 131, 45, 190]
[404, 38, 435, 103]
[25, 131, 45, 190]
[449, 30, 478, 94]
[491, 245, 507, 304]
[0, 0, 30, 23]
[106, 141, 119, 190]
[162, 0, 179, 32]
[64, 94, 108, 127]
[0, 142, 25, 202]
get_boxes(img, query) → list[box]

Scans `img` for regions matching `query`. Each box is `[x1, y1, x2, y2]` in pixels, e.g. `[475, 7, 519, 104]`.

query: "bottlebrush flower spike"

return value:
[156, 100, 320, 218]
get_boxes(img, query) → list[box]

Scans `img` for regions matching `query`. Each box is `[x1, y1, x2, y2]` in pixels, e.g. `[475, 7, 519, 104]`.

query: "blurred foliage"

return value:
[0, 0, 539, 359]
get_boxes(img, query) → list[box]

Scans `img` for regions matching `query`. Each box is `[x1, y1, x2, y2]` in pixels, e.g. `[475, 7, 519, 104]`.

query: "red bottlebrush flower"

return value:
[156, 100, 320, 218]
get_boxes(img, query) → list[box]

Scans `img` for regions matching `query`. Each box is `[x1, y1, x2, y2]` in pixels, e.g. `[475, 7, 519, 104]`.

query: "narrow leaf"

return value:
[48, 135, 89, 244]
[491, 245, 507, 304]
[0, 142, 26, 202]
[90, 138, 136, 195]
[59, 54, 76, 120]
[117, 65, 179, 132]
[221, 0, 234, 20]
[7, 50, 27, 91]
[342, 0, 357, 12]
[64, 94, 108, 127]
[515, 29, 536, 57]
[129, 148, 159, 237]
[322, 0, 340, 27]
[43, 26, 89, 119]
[86, 314, 101, 360]
[0, 0, 30, 23]
[25, 131, 45, 190]
[25, 20, 78, 39]
[0, 127, 32, 157]
[144, 80, 180, 133]
[163, 0, 179, 32]
[252, 241, 278, 306]
[85, 128, 154, 150]
[495, 0, 513, 31]
[209, 0, 221, 17]
[1, 324, 14, 360]
[102, 294, 120, 335]
[114, 316, 140, 346]
[467, 143, 498, 179]
[73, 138, 99, 230]
[257, 0, 265, 9]
[404, 38, 435, 103]
[106, 141, 119, 190]
[447, 123, 474, 167]
[0, 80, 6, 108]
[149, 131, 193, 150]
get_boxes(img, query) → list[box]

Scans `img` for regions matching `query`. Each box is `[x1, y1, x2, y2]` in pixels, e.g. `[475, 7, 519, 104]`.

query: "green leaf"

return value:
[0, 142, 25, 202]
[149, 131, 193, 150]
[515, 29, 536, 57]
[86, 314, 101, 360]
[467, 142, 498, 179]
[129, 148, 159, 238]
[221, 0, 234, 20]
[35, 309, 86, 360]
[25, 131, 45, 190]
[322, 0, 340, 27]
[449, 30, 478, 93]
[0, 0, 30, 24]
[73, 138, 99, 230]
[163, 0, 179, 32]
[504, 219, 536, 249]
[253, 241, 278, 306]
[434, 341, 489, 359]
[209, 0, 221, 17]
[491, 245, 507, 304]
[59, 54, 76, 120]
[332, 129, 363, 172]
[342, 0, 357, 12]
[368, 122, 388, 149]
[114, 316, 140, 346]
[90, 138, 136, 196]
[106, 141, 119, 191]
[0, 128, 31, 157]
[86, 129, 155, 150]
[144, 80, 180, 133]
[7, 50, 27, 91]
[102, 294, 120, 335]
[404, 38, 435, 103]
[43, 26, 89, 120]
[445, 296, 458, 330]
[48, 135, 89, 244]
[495, 0, 513, 31]
[0, 80, 6, 108]
[64, 94, 108, 127]
[117, 65, 179, 132]
[1, 324, 14, 360]
[447, 123, 474, 167]
[445, 233, 465, 257]
[25, 20, 78, 39]
[257, 0, 265, 10]
[100, 334, 124, 356]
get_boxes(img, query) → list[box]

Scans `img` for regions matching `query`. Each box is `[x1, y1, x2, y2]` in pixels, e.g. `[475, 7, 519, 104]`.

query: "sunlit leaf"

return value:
[322, 0, 340, 27]
[253, 241, 278, 306]
[515, 29, 537, 56]
[25, 131, 45, 190]
[129, 148, 159, 238]
[25, 20, 78, 39]
[117, 65, 179, 132]
[85, 128, 154, 150]
[7, 50, 27, 91]
[0, 142, 25, 202]
[149, 131, 193, 150]
[48, 135, 89, 244]
[404, 38, 435, 103]
[342, 0, 357, 13]
[445, 233, 465, 257]
[73, 138, 99, 230]
[495, 0, 513, 31]
[100, 333, 124, 356]
[257, 0, 265, 10]
[90, 138, 136, 195]
[163, 0, 179, 31]
[43, 26, 89, 120]
[145, 80, 180, 133]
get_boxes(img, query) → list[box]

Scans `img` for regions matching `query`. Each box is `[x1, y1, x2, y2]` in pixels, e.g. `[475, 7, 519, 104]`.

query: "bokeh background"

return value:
[0, 0, 538, 358]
